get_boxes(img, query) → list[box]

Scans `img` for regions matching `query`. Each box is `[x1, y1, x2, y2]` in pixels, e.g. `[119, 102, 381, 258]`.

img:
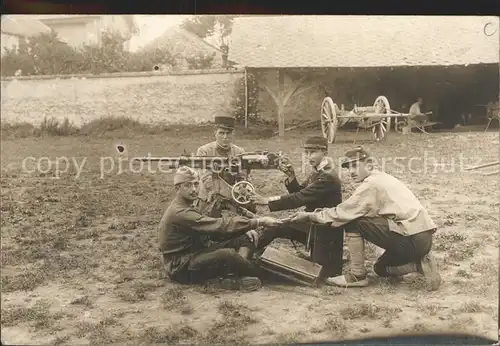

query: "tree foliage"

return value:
[1, 29, 177, 77]
[185, 52, 215, 70]
[1, 31, 82, 76]
[230, 72, 261, 124]
[180, 15, 235, 48]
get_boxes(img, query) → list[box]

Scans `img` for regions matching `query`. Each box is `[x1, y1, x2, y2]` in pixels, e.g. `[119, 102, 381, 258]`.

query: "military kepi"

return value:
[341, 147, 371, 168]
[174, 166, 199, 185]
[302, 136, 328, 150]
[214, 115, 236, 130]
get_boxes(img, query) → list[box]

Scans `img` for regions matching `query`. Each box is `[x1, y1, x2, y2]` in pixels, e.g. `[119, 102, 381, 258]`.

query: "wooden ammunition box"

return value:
[258, 246, 323, 287]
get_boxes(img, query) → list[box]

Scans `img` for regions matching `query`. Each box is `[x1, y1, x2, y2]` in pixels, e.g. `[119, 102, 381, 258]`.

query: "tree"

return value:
[1, 30, 82, 76]
[0, 29, 178, 76]
[78, 31, 129, 74]
[180, 15, 235, 48]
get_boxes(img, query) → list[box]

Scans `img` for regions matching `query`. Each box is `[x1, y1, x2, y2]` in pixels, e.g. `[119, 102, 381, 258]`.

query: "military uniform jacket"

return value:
[158, 196, 258, 278]
[196, 141, 245, 157]
[309, 170, 437, 236]
[195, 141, 247, 214]
[268, 158, 342, 212]
[196, 141, 246, 186]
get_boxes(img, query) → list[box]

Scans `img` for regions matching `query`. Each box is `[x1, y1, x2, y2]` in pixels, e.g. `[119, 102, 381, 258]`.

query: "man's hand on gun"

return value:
[278, 155, 295, 178]
[249, 192, 268, 205]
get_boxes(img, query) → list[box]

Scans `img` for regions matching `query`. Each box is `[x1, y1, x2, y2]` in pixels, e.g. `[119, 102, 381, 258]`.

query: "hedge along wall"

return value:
[0, 69, 246, 127]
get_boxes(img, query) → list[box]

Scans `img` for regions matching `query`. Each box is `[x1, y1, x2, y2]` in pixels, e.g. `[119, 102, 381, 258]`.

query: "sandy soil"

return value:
[1, 127, 498, 345]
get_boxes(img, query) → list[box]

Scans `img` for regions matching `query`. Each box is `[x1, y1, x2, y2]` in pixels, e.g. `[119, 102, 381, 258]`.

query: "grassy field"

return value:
[1, 124, 499, 344]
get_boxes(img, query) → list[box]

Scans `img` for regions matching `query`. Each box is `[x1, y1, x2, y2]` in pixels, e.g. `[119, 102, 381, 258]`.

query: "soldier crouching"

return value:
[285, 147, 441, 291]
[158, 166, 282, 292]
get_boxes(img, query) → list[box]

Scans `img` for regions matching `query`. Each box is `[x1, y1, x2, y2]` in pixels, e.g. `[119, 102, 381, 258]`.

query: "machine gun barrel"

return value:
[133, 151, 283, 172]
[133, 156, 231, 170]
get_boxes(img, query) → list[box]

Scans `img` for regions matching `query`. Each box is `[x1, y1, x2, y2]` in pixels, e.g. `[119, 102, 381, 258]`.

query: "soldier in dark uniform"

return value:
[250, 136, 345, 277]
[159, 166, 282, 291]
[195, 115, 250, 216]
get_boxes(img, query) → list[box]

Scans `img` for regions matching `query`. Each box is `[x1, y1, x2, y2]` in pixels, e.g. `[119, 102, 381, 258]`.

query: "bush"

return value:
[125, 48, 178, 72]
[0, 117, 78, 138]
[39, 117, 78, 136]
[230, 72, 260, 125]
[0, 30, 178, 77]
[78, 116, 149, 136]
[1, 32, 82, 76]
[0, 116, 211, 139]
[0, 122, 37, 138]
[185, 52, 215, 70]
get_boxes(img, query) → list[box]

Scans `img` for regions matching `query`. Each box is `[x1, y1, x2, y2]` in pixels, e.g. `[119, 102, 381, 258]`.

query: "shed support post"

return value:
[278, 69, 285, 137]
[244, 68, 249, 128]
[258, 69, 315, 138]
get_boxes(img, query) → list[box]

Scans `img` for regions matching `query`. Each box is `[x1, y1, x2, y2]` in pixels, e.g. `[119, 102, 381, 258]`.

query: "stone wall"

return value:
[1, 70, 245, 127]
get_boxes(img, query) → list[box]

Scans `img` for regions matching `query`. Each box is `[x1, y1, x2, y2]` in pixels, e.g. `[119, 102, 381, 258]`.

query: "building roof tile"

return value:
[228, 16, 499, 68]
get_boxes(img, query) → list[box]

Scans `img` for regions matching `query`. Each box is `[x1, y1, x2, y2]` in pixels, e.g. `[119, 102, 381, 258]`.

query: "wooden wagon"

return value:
[320, 95, 436, 143]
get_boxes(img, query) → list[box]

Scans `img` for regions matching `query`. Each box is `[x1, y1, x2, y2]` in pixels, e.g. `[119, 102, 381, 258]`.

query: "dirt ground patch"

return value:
[1, 127, 498, 344]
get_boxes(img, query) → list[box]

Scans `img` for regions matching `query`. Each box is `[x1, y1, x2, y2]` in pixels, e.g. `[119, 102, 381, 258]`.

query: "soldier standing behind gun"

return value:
[195, 115, 249, 216]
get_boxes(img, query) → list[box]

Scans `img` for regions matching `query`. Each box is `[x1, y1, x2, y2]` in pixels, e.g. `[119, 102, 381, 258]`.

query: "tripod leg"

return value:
[353, 127, 360, 145]
[485, 118, 493, 132]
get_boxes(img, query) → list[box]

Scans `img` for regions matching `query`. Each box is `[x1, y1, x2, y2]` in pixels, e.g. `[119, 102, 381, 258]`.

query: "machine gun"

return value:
[134, 151, 286, 217]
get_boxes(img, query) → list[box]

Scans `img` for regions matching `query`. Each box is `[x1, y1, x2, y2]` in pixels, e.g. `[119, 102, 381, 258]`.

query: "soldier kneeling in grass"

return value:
[284, 147, 442, 291]
[158, 166, 282, 292]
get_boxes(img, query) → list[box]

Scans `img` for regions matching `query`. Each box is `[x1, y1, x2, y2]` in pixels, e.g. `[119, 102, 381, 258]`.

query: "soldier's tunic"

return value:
[310, 168, 437, 277]
[158, 195, 258, 284]
[258, 157, 342, 247]
[196, 141, 247, 216]
[268, 157, 342, 213]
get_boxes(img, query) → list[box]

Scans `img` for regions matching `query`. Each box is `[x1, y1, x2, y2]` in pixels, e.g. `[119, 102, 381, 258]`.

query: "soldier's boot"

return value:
[325, 233, 369, 287]
[209, 276, 262, 292]
[375, 262, 418, 284]
[417, 251, 441, 291]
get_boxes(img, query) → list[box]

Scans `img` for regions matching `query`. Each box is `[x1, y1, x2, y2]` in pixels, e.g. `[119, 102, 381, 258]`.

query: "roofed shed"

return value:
[228, 15, 499, 135]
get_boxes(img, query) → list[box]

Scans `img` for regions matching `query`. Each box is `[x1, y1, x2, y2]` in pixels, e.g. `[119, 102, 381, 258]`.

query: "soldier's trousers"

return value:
[170, 235, 259, 284]
[257, 221, 310, 248]
[344, 216, 435, 277]
[256, 222, 344, 278]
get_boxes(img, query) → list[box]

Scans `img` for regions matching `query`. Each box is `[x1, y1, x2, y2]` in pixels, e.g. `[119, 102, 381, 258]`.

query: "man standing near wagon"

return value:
[195, 115, 250, 216]
[284, 147, 441, 291]
[158, 166, 282, 291]
[249, 136, 345, 278]
[409, 97, 429, 124]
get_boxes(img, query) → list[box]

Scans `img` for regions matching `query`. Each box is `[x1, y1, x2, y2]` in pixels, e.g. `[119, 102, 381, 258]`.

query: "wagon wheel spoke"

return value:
[373, 95, 392, 136]
[320, 97, 338, 144]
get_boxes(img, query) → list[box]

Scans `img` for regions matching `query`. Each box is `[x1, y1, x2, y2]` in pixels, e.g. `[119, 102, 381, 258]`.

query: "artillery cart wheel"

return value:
[372, 96, 391, 142]
[321, 97, 339, 144]
[231, 181, 255, 205]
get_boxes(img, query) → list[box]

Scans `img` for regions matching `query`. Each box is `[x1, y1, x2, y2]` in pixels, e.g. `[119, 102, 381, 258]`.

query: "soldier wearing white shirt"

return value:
[409, 97, 428, 123]
[285, 147, 441, 291]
